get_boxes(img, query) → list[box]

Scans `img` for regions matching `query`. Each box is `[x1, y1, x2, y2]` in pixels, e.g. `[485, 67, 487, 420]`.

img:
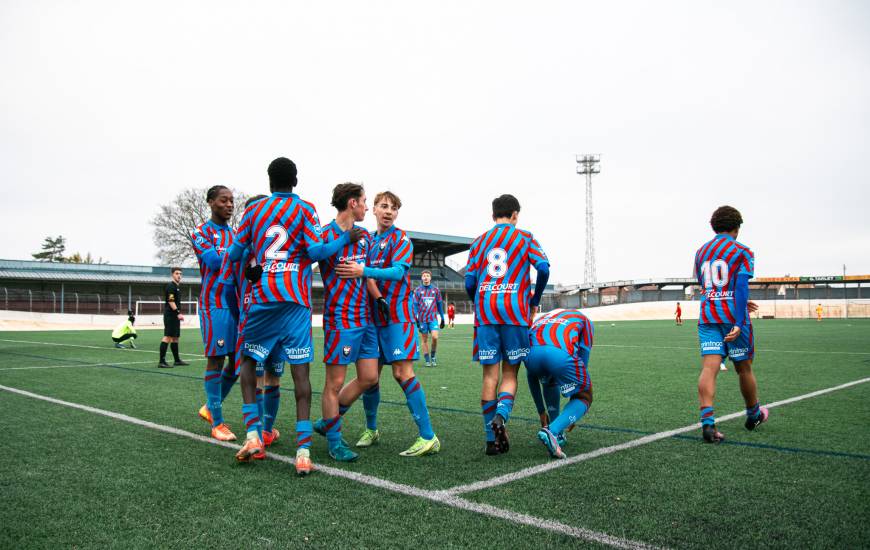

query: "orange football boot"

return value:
[262, 428, 280, 447]
[295, 448, 313, 476]
[198, 405, 213, 425]
[236, 433, 264, 462]
[211, 423, 237, 442]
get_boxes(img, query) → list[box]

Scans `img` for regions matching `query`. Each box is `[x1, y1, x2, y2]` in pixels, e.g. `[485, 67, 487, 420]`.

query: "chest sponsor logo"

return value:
[338, 253, 367, 263]
[423, 297, 434, 307]
[265, 261, 300, 274]
[532, 317, 568, 329]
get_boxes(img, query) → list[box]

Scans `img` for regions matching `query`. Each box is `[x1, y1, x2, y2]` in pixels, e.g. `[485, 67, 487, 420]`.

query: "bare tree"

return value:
[150, 187, 249, 266]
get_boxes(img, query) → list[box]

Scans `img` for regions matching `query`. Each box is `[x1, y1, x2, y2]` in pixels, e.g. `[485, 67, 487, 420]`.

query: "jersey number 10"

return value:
[700, 259, 729, 289]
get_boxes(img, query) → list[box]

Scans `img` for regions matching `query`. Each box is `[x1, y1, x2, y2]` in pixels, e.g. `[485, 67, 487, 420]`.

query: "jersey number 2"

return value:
[265, 225, 288, 260]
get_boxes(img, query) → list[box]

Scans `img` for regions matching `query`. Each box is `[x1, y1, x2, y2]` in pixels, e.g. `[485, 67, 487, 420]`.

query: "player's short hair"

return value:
[206, 185, 229, 202]
[170, 267, 182, 274]
[710, 205, 743, 233]
[421, 269, 431, 276]
[492, 194, 521, 219]
[374, 191, 402, 209]
[268, 157, 298, 191]
[331, 183, 365, 211]
[245, 194, 268, 208]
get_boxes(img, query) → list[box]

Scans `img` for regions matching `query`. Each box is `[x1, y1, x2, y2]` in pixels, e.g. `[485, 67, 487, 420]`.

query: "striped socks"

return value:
[241, 403, 260, 437]
[495, 392, 515, 423]
[296, 420, 313, 449]
[324, 415, 343, 450]
[481, 399, 497, 442]
[700, 406, 715, 426]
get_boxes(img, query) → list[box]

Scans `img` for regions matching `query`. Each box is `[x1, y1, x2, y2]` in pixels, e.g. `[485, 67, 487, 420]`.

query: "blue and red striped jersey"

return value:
[234, 247, 255, 317]
[465, 223, 548, 327]
[191, 220, 237, 310]
[694, 233, 755, 325]
[233, 192, 325, 308]
[529, 308, 594, 358]
[367, 226, 414, 326]
[319, 220, 373, 330]
[413, 284, 442, 323]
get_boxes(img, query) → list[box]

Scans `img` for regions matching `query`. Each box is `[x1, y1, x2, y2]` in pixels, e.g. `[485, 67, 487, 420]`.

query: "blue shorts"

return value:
[377, 322, 419, 364]
[199, 307, 239, 357]
[233, 309, 283, 376]
[418, 319, 440, 334]
[473, 324, 531, 366]
[324, 325, 379, 365]
[524, 345, 591, 397]
[698, 322, 754, 362]
[242, 302, 313, 366]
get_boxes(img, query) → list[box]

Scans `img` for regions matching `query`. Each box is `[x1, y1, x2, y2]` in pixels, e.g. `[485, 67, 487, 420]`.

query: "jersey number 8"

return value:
[700, 259, 728, 289]
[486, 247, 508, 278]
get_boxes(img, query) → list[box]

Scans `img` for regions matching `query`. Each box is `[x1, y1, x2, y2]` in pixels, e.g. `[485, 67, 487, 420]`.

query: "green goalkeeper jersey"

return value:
[112, 319, 137, 339]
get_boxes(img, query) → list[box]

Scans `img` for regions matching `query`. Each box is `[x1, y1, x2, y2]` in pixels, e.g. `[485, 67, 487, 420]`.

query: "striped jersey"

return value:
[413, 284, 442, 322]
[693, 233, 755, 326]
[529, 308, 594, 358]
[234, 247, 256, 318]
[233, 192, 324, 308]
[319, 220, 373, 330]
[191, 220, 237, 310]
[367, 225, 414, 326]
[466, 223, 548, 327]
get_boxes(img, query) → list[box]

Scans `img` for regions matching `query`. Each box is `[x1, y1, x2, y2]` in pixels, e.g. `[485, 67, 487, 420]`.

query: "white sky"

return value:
[1, 1, 868, 284]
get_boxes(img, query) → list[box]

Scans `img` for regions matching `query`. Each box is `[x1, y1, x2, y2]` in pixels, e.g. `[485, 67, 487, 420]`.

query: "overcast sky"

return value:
[1, 1, 868, 284]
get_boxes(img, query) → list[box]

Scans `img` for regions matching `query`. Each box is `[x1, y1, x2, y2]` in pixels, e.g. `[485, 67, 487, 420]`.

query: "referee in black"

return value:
[159, 267, 190, 368]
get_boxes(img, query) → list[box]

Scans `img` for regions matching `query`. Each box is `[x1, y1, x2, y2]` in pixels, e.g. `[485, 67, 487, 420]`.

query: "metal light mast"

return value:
[576, 154, 601, 285]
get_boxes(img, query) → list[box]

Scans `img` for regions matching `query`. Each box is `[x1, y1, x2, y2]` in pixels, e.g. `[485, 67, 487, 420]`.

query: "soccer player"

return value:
[675, 302, 683, 325]
[225, 158, 365, 472]
[694, 205, 768, 443]
[112, 310, 138, 349]
[413, 270, 445, 366]
[225, 194, 280, 461]
[465, 194, 550, 455]
[312, 183, 380, 463]
[525, 309, 594, 459]
[159, 267, 190, 367]
[526, 370, 562, 435]
[335, 190, 440, 457]
[816, 303, 823, 322]
[447, 302, 456, 328]
[192, 186, 239, 442]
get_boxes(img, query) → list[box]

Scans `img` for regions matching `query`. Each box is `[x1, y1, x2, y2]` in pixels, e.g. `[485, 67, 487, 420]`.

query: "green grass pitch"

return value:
[1, 319, 869, 549]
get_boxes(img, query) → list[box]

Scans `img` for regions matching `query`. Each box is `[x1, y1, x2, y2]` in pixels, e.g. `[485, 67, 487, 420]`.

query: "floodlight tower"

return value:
[576, 154, 601, 285]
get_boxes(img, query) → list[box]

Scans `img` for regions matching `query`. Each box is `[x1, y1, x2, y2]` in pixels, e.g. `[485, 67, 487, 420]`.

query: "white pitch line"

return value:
[444, 376, 870, 495]
[0, 384, 662, 550]
[0, 358, 208, 371]
[0, 338, 203, 358]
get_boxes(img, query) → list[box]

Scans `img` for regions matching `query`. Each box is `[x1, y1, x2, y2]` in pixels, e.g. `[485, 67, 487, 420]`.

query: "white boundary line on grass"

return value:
[0, 358, 208, 371]
[0, 384, 663, 550]
[0, 338, 203, 358]
[443, 376, 870, 495]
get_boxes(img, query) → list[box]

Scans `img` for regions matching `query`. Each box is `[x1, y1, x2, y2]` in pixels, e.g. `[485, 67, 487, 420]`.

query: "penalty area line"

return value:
[0, 384, 664, 550]
[445, 376, 870, 495]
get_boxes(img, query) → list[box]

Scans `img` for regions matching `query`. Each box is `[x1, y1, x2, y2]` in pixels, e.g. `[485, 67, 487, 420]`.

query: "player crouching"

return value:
[525, 309, 594, 459]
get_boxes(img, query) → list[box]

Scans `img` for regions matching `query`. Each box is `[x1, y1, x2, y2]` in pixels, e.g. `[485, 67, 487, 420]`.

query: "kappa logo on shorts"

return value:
[380, 241, 387, 250]
[393, 348, 403, 356]
[342, 345, 352, 357]
[217, 339, 225, 347]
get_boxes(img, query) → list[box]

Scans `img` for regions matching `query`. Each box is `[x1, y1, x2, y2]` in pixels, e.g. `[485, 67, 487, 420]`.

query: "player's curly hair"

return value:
[710, 205, 743, 233]
[331, 183, 365, 210]
[374, 191, 402, 209]
[268, 157, 298, 191]
[492, 194, 521, 219]
[206, 185, 229, 202]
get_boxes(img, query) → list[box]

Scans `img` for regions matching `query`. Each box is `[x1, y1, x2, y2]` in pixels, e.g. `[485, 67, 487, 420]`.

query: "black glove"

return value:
[376, 297, 390, 319]
[439, 318, 445, 330]
[245, 264, 263, 283]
